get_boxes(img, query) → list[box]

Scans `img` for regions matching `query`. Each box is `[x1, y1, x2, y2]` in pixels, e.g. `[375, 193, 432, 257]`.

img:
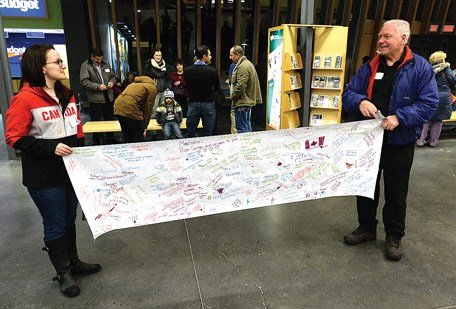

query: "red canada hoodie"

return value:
[5, 83, 84, 188]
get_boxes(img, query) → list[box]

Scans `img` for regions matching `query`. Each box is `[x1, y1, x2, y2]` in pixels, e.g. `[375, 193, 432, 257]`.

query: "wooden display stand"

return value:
[266, 26, 302, 130]
[266, 25, 348, 129]
[309, 27, 348, 126]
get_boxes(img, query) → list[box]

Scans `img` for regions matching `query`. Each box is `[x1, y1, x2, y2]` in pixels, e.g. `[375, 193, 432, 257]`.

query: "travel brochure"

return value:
[313, 55, 343, 69]
[311, 94, 340, 109]
[312, 75, 341, 89]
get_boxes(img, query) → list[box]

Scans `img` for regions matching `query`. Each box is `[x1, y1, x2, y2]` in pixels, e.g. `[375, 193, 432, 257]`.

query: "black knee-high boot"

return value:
[67, 226, 101, 275]
[43, 236, 80, 297]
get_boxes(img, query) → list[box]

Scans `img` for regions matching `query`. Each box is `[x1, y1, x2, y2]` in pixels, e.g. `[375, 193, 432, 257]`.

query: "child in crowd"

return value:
[156, 89, 183, 139]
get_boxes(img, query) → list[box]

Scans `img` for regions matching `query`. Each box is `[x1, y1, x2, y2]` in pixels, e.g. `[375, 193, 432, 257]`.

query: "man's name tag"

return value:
[104, 68, 110, 72]
[375, 72, 384, 80]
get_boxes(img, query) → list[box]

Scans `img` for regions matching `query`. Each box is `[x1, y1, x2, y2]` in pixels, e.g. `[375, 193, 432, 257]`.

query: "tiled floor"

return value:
[1, 114, 456, 308]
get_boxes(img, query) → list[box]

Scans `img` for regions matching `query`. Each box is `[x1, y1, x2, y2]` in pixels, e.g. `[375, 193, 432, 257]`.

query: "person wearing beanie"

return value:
[156, 89, 183, 139]
[416, 50, 456, 147]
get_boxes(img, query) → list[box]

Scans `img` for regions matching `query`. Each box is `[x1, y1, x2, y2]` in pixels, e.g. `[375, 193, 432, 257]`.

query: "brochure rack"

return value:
[309, 27, 348, 126]
[266, 25, 348, 129]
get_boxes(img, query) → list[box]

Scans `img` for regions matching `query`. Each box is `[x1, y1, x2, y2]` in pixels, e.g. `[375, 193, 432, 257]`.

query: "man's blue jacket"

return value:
[343, 46, 438, 145]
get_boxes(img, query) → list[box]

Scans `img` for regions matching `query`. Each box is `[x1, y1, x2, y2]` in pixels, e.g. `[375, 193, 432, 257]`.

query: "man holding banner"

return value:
[342, 19, 438, 261]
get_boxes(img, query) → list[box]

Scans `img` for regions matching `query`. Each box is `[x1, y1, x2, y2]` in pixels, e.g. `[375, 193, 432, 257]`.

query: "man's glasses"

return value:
[46, 59, 65, 68]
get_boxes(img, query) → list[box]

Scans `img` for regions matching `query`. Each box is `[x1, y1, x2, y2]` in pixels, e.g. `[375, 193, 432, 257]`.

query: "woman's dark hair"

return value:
[174, 58, 185, 68]
[20, 44, 73, 104]
[152, 47, 162, 55]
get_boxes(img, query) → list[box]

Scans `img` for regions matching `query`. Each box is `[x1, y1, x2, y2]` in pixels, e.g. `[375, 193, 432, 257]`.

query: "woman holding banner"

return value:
[5, 44, 100, 297]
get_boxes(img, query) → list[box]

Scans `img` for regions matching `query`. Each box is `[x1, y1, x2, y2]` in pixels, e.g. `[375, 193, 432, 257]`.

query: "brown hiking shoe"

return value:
[385, 235, 402, 261]
[344, 227, 376, 245]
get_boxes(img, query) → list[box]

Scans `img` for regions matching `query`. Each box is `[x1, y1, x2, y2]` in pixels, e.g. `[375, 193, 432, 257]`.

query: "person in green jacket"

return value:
[114, 75, 157, 143]
[229, 45, 262, 133]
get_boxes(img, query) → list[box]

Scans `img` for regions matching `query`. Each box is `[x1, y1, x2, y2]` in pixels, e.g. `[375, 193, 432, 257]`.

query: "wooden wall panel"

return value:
[370, 0, 387, 57]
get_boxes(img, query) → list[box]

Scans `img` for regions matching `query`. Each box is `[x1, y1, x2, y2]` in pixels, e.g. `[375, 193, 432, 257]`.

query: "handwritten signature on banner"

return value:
[63, 120, 384, 239]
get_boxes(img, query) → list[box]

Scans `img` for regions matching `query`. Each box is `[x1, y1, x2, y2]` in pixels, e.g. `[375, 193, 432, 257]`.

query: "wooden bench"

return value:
[82, 118, 202, 134]
[443, 111, 456, 123]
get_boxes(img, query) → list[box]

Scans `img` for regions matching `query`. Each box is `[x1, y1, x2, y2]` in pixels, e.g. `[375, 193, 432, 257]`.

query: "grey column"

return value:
[0, 12, 17, 160]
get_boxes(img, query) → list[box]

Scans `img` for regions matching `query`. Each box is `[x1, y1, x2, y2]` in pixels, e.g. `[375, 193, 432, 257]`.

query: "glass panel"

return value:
[367, 0, 377, 20]
[415, 0, 426, 21]
[400, 0, 411, 20]
[447, 0, 456, 22]
[384, 0, 395, 20]
[431, 0, 442, 21]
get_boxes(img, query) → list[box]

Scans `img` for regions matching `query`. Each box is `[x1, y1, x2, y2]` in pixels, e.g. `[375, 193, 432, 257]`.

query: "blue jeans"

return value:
[163, 121, 183, 139]
[28, 184, 79, 241]
[234, 106, 252, 133]
[185, 102, 216, 137]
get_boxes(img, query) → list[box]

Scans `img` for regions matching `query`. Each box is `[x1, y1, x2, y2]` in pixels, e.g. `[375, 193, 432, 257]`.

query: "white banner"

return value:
[63, 120, 383, 239]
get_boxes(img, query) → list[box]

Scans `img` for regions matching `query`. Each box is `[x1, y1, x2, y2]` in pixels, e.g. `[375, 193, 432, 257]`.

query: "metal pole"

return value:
[300, 0, 314, 127]
[0, 12, 18, 159]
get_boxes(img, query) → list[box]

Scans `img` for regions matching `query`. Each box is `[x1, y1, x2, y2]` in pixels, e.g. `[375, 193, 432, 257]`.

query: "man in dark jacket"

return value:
[183, 45, 221, 137]
[342, 19, 438, 261]
[80, 48, 116, 145]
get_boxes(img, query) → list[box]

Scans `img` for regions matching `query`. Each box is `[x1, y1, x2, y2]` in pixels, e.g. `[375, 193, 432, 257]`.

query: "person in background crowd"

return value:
[454, 68, 456, 112]
[5, 44, 101, 297]
[114, 75, 157, 143]
[80, 48, 117, 145]
[342, 20, 438, 261]
[170, 59, 188, 117]
[184, 45, 221, 137]
[181, 15, 193, 56]
[229, 45, 262, 133]
[121, 71, 135, 91]
[156, 89, 183, 139]
[112, 77, 123, 99]
[416, 51, 456, 147]
[143, 48, 171, 118]
[140, 16, 157, 54]
[221, 21, 234, 71]
[226, 62, 237, 134]
[160, 9, 172, 60]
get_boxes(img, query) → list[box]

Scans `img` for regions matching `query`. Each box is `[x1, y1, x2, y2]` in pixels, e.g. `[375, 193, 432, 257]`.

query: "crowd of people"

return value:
[4, 19, 455, 297]
[76, 43, 264, 144]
